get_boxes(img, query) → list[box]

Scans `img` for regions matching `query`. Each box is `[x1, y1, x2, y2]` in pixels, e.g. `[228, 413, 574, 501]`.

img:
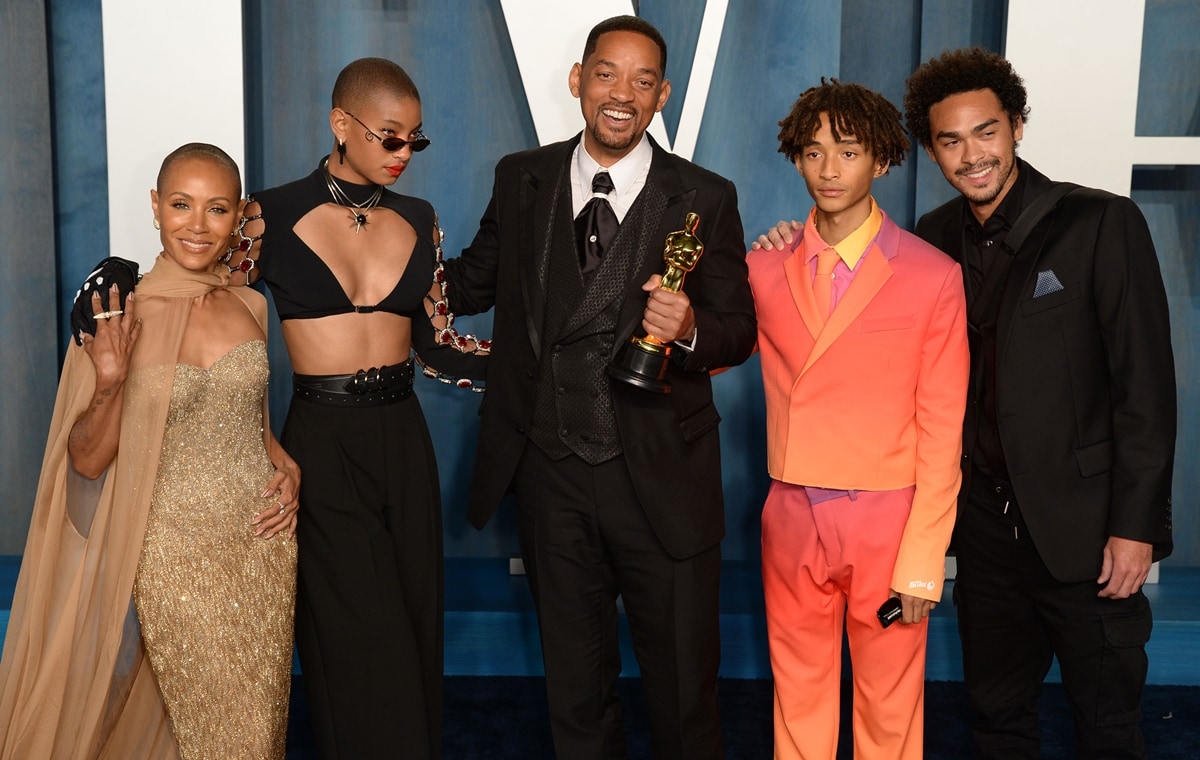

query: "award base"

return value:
[607, 337, 672, 394]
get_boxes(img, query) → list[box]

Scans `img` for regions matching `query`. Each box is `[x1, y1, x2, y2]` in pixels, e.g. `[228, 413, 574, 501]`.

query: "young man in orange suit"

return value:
[746, 80, 969, 759]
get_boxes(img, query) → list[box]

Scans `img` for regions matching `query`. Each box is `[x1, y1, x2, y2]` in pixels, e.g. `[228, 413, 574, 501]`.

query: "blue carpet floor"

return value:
[282, 676, 1200, 759]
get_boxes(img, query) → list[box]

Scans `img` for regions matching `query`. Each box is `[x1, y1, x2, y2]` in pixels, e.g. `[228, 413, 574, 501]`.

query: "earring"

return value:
[337, 140, 346, 165]
[153, 218, 161, 230]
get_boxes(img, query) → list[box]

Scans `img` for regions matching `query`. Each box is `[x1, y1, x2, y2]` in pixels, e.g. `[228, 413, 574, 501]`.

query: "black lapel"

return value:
[995, 215, 1057, 361]
[519, 139, 578, 360]
[612, 139, 697, 349]
[994, 166, 1063, 362]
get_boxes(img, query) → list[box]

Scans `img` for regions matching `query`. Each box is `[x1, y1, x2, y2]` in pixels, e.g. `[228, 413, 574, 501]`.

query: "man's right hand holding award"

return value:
[609, 211, 704, 393]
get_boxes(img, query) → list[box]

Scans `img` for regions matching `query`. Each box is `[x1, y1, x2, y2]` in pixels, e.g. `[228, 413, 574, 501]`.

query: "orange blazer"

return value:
[747, 211, 969, 599]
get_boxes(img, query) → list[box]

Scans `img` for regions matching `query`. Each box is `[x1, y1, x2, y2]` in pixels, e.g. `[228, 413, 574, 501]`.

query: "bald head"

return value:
[157, 142, 241, 198]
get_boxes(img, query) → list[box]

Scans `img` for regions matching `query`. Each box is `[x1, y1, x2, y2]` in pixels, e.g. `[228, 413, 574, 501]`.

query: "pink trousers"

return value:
[761, 481, 927, 760]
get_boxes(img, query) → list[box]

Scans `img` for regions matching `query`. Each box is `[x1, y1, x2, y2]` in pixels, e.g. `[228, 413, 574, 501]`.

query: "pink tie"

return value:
[814, 248, 840, 320]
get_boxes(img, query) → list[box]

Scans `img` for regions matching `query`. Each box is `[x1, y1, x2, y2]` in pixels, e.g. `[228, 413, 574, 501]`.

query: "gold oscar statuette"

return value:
[607, 211, 704, 393]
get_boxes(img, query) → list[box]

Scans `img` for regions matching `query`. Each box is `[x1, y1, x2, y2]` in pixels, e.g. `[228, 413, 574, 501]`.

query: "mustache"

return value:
[598, 102, 636, 114]
[956, 159, 1000, 177]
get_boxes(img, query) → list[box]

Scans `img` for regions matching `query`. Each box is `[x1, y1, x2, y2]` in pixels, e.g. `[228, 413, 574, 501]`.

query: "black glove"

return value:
[70, 257, 141, 345]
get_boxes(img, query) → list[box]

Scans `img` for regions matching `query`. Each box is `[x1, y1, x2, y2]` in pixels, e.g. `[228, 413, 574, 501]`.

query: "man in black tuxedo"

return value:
[904, 48, 1176, 758]
[443, 15, 755, 760]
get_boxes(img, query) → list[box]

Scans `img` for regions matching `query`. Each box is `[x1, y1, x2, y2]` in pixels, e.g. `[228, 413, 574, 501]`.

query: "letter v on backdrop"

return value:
[498, 0, 729, 160]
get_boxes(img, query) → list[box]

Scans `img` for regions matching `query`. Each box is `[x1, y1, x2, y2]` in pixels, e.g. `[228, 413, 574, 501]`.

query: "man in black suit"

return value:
[443, 15, 755, 760]
[903, 48, 1176, 758]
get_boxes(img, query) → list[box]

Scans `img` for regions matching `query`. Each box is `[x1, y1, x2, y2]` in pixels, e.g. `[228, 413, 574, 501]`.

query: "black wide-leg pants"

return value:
[283, 392, 444, 760]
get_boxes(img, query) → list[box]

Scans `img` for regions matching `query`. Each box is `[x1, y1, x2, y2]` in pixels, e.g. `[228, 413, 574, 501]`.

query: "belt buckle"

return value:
[346, 366, 385, 394]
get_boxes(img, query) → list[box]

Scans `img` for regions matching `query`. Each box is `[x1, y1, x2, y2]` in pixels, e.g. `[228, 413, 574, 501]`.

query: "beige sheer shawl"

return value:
[0, 255, 267, 759]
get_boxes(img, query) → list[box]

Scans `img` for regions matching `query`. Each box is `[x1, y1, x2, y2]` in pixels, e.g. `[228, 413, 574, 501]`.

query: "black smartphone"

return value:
[876, 597, 903, 628]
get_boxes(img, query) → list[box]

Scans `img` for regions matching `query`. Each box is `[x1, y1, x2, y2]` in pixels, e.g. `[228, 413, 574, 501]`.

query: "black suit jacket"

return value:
[445, 135, 756, 559]
[915, 161, 1175, 582]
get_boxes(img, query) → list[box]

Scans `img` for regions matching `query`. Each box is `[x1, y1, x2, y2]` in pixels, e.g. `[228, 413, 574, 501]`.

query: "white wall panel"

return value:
[1006, 0, 1200, 195]
[103, 0, 245, 268]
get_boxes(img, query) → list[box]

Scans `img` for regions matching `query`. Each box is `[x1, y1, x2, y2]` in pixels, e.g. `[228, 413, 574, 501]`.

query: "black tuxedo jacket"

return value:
[915, 162, 1175, 582]
[445, 135, 756, 559]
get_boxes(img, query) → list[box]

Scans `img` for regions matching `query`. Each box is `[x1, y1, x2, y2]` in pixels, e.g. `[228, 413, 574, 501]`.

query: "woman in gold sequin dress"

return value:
[0, 143, 299, 759]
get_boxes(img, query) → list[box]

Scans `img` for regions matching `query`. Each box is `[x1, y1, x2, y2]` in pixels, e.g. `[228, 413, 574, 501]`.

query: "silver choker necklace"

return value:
[322, 158, 382, 233]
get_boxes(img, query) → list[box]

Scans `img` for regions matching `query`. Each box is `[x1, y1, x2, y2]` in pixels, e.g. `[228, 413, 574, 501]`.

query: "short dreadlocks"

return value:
[777, 78, 909, 171]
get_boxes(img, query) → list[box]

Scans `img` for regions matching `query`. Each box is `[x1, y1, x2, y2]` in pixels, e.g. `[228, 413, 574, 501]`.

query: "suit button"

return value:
[557, 387, 566, 395]
[553, 344, 563, 353]
[526, 370, 535, 379]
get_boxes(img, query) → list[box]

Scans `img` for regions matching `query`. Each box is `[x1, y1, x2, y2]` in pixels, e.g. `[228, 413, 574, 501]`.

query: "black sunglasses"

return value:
[345, 111, 430, 153]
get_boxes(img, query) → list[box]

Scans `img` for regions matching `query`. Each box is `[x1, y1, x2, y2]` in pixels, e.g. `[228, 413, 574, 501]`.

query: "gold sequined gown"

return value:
[134, 340, 297, 759]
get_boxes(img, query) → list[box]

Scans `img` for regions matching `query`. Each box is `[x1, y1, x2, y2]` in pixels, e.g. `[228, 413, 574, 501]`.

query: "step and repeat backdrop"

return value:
[2, 0, 1197, 562]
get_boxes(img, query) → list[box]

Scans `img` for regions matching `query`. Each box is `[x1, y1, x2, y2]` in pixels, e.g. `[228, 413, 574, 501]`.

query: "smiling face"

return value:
[151, 156, 244, 272]
[330, 95, 424, 185]
[796, 113, 886, 230]
[926, 88, 1024, 223]
[569, 30, 670, 165]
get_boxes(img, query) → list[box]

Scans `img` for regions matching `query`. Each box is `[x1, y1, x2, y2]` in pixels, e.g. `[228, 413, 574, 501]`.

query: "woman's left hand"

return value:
[252, 460, 300, 539]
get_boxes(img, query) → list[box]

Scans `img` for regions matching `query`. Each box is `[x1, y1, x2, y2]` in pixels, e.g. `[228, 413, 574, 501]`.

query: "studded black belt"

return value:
[293, 361, 415, 406]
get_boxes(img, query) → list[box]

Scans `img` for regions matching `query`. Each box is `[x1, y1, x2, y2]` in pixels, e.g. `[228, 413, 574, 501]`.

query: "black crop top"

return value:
[253, 164, 434, 321]
[251, 160, 489, 386]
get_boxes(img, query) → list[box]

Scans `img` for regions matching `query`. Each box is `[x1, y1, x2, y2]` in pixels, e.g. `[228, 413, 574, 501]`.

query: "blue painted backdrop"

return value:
[2, 0, 1197, 567]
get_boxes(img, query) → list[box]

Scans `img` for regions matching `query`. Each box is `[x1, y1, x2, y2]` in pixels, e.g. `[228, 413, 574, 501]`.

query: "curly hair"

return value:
[903, 47, 1029, 150]
[332, 58, 420, 110]
[777, 78, 909, 170]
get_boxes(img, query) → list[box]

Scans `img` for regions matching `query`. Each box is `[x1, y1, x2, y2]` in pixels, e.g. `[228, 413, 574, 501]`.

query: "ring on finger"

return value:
[278, 501, 286, 515]
[94, 309, 124, 320]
